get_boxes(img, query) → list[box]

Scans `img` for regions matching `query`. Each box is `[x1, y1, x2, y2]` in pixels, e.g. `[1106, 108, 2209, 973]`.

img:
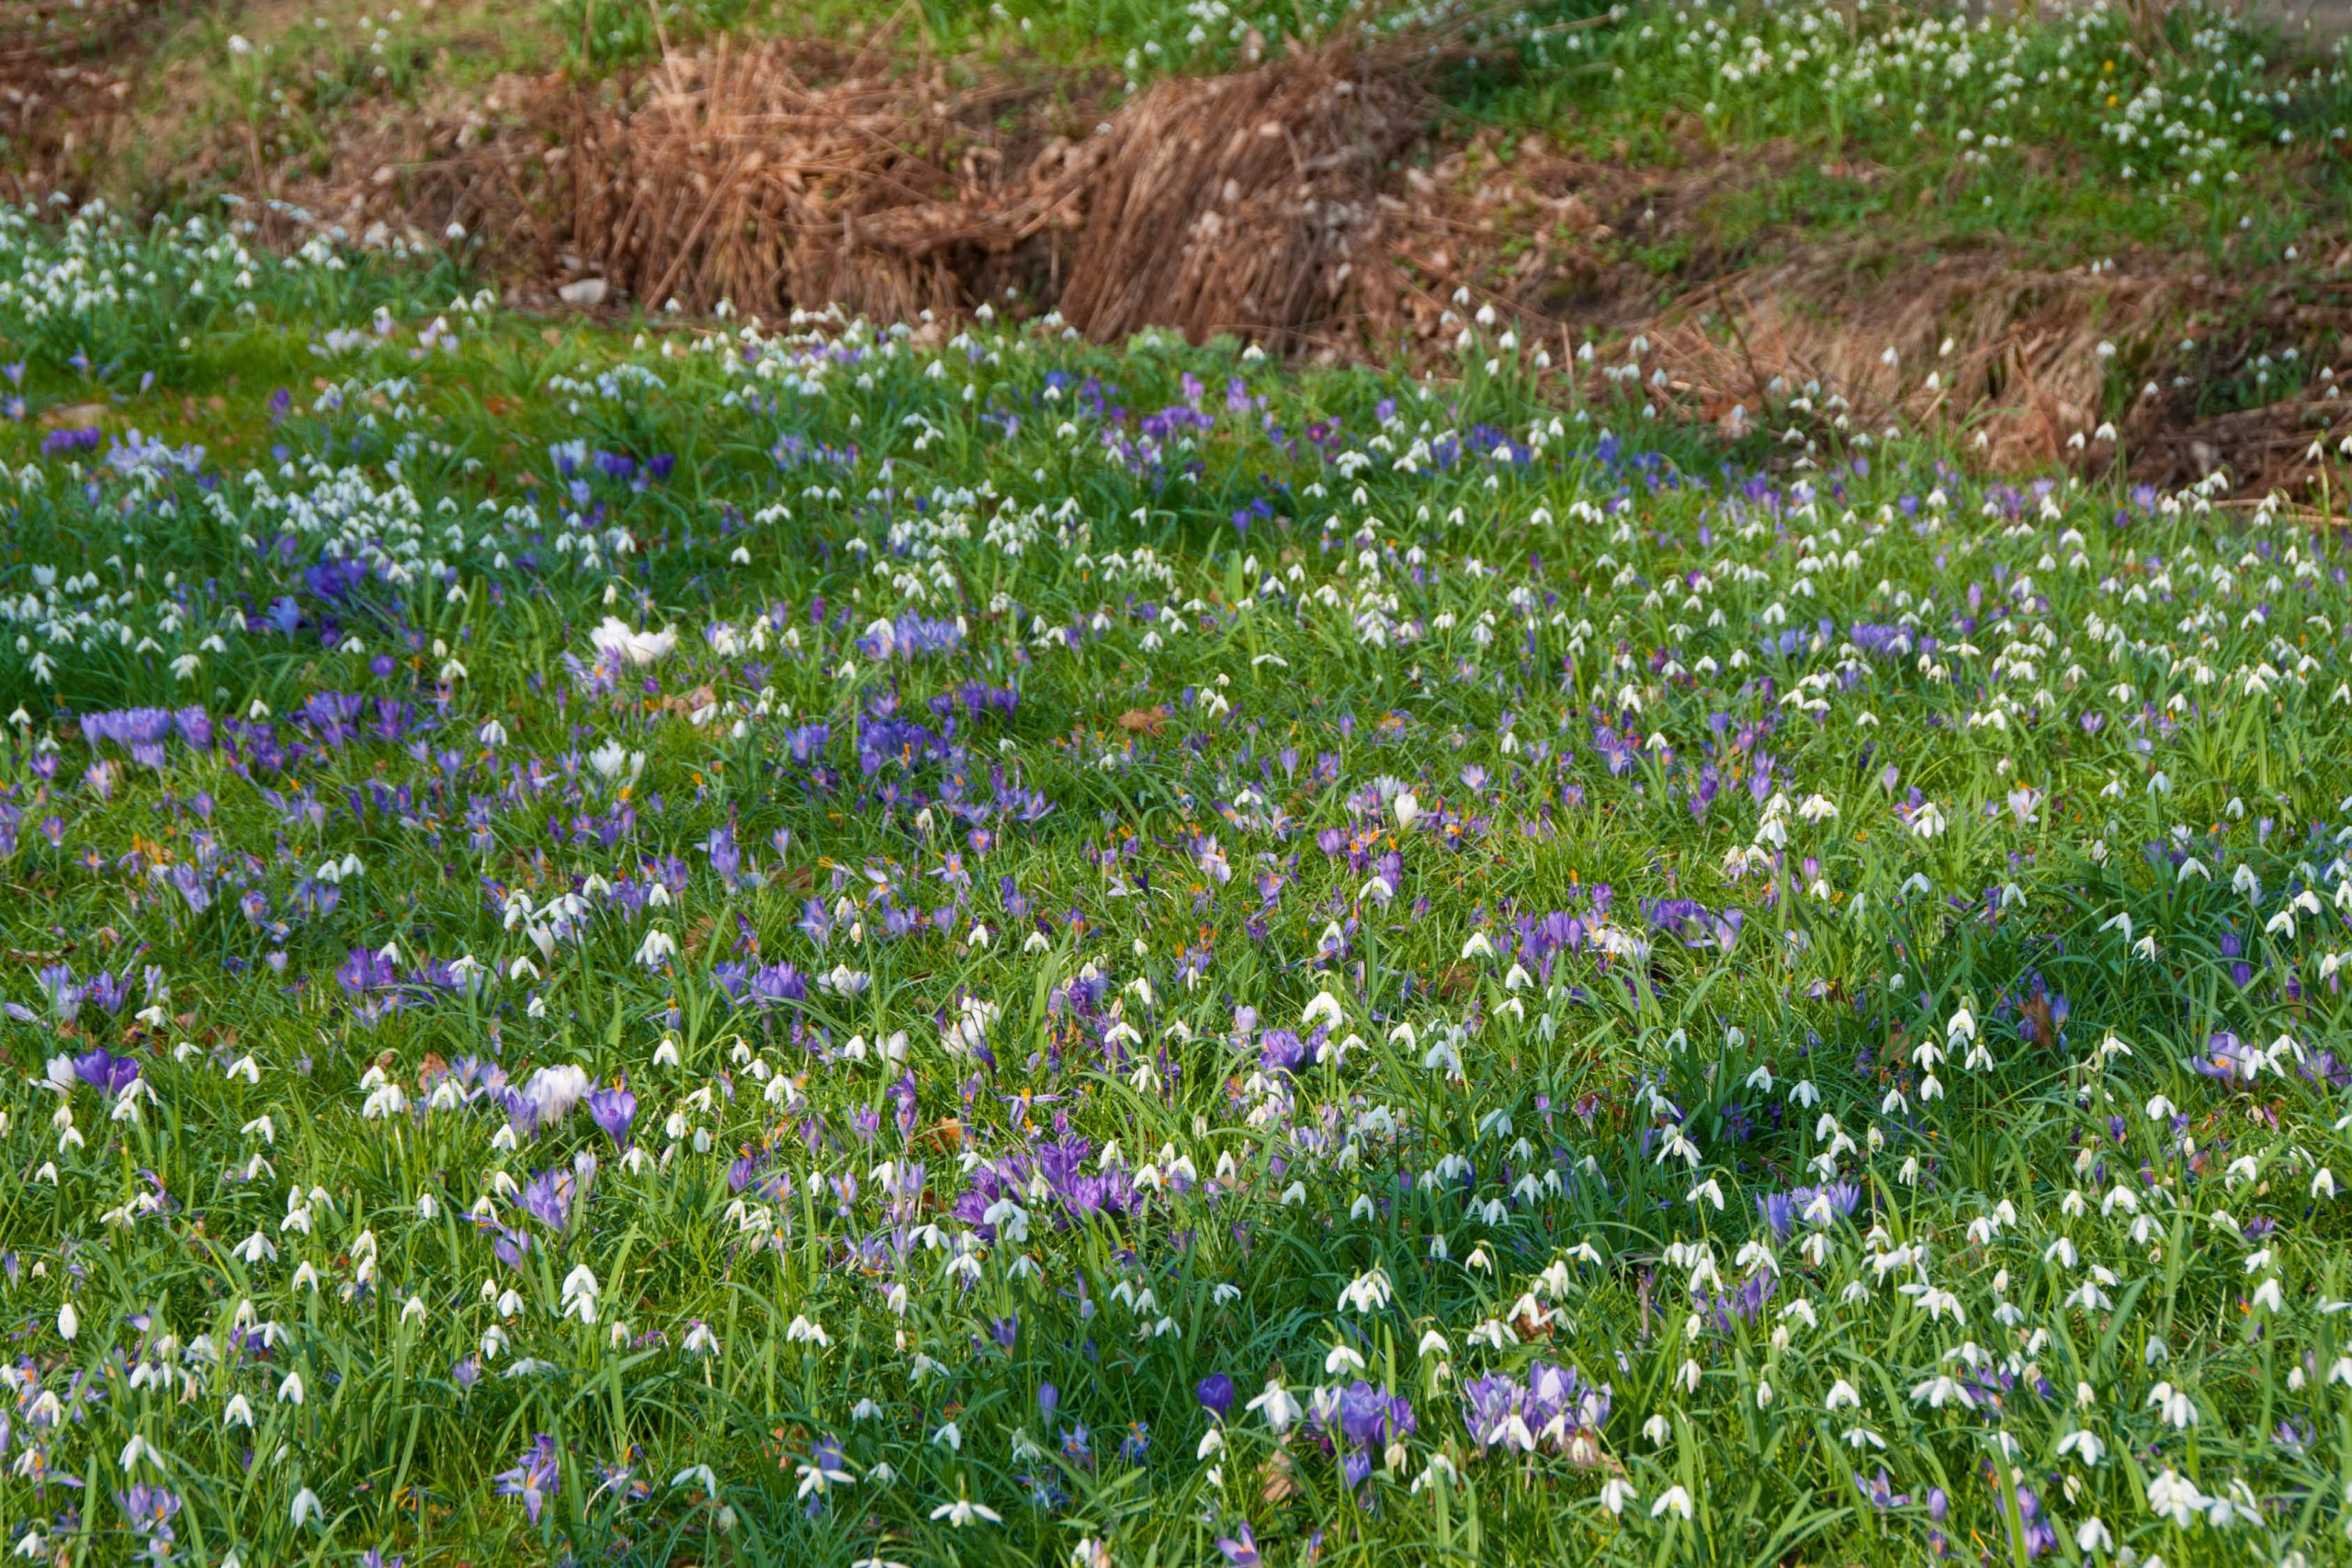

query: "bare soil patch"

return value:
[0, 0, 154, 199]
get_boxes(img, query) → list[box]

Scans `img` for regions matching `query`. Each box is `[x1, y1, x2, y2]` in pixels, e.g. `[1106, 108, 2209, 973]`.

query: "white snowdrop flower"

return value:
[2146, 1469, 2208, 1528]
[560, 1265, 601, 1325]
[1246, 1378, 1303, 1432]
[1910, 1375, 1971, 1409]
[590, 617, 678, 666]
[2055, 1428, 2106, 1466]
[2145, 1382, 2198, 1429]
[1337, 1267, 1393, 1314]
[929, 1494, 1002, 1528]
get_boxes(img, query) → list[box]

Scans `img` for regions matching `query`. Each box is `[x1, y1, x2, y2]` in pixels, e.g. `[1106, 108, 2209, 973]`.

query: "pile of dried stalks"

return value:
[1647, 251, 2183, 469]
[319, 30, 1435, 351]
[561, 38, 1089, 323]
[1371, 132, 2352, 491]
[1630, 254, 2352, 491]
[1056, 46, 1423, 347]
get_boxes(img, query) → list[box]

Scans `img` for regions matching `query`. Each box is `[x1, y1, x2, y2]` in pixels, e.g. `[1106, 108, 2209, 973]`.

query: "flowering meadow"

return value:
[6, 200, 2352, 1568]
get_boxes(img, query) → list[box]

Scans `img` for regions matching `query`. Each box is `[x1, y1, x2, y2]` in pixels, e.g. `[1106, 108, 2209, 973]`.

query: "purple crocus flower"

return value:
[1257, 1029, 1312, 1076]
[1525, 1360, 1610, 1434]
[747, 962, 807, 1008]
[336, 947, 400, 996]
[1328, 1381, 1417, 1452]
[1706, 1270, 1779, 1333]
[1197, 1373, 1236, 1419]
[74, 1048, 141, 1097]
[1463, 1371, 1533, 1452]
[39, 963, 80, 1022]
[114, 1482, 182, 1540]
[494, 1433, 560, 1524]
[81, 969, 130, 1016]
[2014, 1484, 2057, 1557]
[486, 1224, 532, 1272]
[704, 826, 745, 890]
[586, 1085, 638, 1150]
[519, 1168, 577, 1232]
[2196, 1031, 2260, 1084]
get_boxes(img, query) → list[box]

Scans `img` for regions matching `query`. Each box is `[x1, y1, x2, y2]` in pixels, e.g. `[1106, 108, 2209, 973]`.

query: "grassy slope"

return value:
[3, 190, 2352, 1567]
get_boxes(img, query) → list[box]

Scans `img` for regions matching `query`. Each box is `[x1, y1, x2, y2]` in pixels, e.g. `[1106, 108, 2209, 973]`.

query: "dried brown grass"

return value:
[561, 38, 1091, 321]
[1649, 251, 2181, 468]
[1370, 133, 2352, 493]
[0, 0, 151, 201]
[300, 30, 1431, 350]
[1055, 42, 1424, 348]
[1657, 256, 2352, 495]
